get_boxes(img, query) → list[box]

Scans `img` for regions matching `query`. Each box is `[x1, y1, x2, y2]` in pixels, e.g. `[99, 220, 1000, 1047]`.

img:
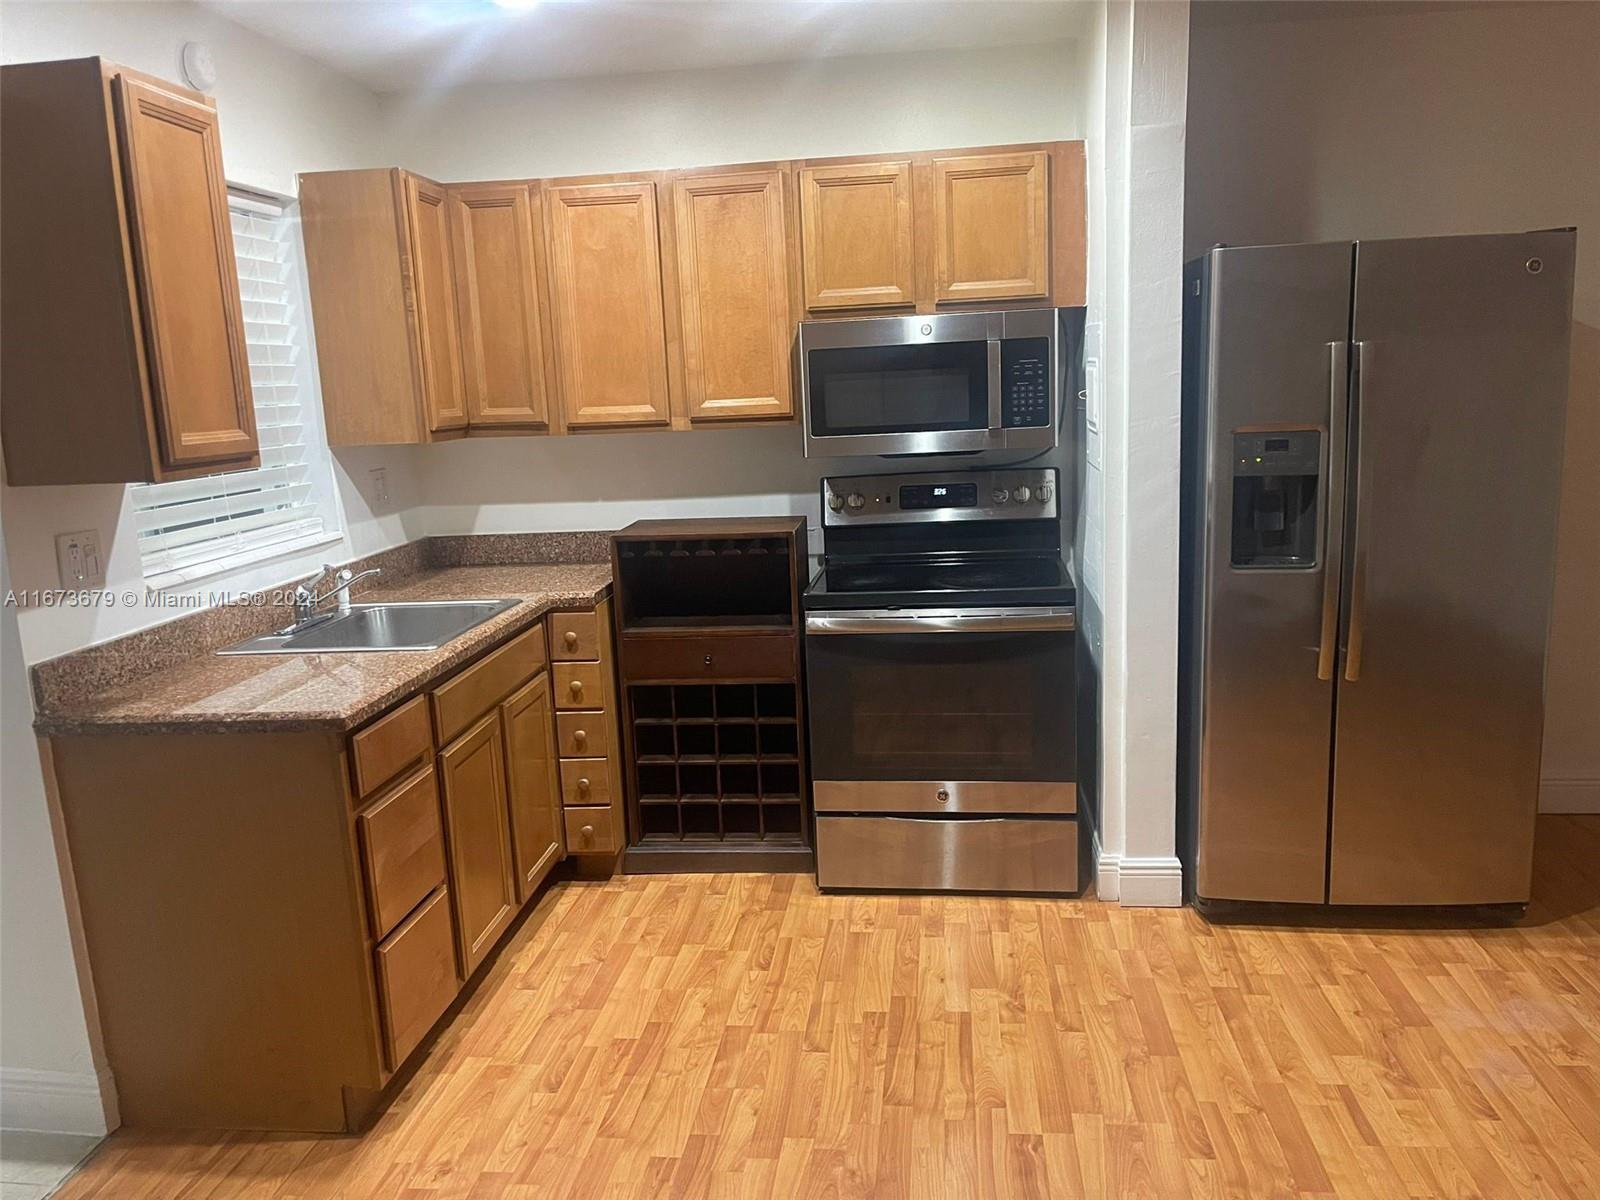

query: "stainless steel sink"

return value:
[218, 600, 520, 655]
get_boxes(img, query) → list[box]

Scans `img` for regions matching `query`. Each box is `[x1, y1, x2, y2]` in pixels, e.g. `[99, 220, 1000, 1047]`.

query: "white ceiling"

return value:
[204, 0, 1093, 94]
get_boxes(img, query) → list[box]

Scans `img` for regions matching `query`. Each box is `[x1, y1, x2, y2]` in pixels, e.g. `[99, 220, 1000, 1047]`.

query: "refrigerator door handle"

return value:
[1343, 340, 1371, 682]
[1317, 340, 1350, 680]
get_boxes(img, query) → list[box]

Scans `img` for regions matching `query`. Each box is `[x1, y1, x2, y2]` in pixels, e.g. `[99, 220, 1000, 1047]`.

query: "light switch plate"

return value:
[56, 529, 104, 588]
[369, 467, 389, 505]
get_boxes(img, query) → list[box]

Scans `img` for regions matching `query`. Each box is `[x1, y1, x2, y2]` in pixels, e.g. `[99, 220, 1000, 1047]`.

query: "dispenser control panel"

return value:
[1233, 430, 1320, 476]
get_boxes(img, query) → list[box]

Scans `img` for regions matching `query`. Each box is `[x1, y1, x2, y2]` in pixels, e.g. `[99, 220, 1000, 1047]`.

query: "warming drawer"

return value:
[815, 814, 1079, 894]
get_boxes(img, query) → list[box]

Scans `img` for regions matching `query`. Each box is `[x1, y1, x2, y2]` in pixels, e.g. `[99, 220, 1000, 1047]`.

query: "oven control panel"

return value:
[823, 468, 1058, 525]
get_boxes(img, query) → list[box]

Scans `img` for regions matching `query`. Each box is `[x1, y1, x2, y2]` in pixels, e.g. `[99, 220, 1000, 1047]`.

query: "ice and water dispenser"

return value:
[1230, 430, 1321, 567]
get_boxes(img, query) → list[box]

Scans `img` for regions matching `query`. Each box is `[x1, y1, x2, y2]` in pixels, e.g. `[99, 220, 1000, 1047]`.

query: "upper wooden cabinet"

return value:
[931, 151, 1050, 304]
[296, 141, 1084, 445]
[299, 168, 466, 445]
[672, 169, 796, 423]
[1, 57, 258, 485]
[449, 182, 552, 430]
[797, 161, 915, 311]
[544, 180, 672, 429]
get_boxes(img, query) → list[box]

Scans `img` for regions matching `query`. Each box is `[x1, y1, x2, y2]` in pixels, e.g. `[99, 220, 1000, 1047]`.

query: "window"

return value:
[131, 189, 341, 589]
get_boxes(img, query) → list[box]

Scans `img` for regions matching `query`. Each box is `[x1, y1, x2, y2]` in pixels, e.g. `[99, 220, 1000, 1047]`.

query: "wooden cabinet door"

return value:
[544, 181, 670, 428]
[401, 173, 468, 433]
[931, 151, 1050, 304]
[500, 673, 563, 902]
[437, 711, 516, 976]
[114, 75, 257, 472]
[450, 182, 550, 429]
[798, 161, 914, 311]
[672, 169, 793, 422]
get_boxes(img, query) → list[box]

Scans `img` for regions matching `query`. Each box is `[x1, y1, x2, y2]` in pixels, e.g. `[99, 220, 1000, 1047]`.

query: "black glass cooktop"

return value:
[803, 553, 1075, 611]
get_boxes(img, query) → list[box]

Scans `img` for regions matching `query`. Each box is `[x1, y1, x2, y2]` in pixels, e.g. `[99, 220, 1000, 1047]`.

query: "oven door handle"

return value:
[805, 609, 1075, 635]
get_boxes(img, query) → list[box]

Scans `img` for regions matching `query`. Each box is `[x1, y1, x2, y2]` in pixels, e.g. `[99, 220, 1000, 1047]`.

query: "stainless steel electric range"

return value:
[802, 467, 1083, 895]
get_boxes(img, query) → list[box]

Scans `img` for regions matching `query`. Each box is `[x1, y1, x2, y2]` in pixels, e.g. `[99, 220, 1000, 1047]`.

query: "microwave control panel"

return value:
[1001, 337, 1053, 429]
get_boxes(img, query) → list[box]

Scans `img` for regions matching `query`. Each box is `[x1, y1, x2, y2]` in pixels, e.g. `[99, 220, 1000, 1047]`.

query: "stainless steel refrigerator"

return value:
[1178, 231, 1575, 911]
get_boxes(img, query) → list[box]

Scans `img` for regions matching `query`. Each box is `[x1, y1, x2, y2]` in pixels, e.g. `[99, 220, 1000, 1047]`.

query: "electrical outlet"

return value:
[56, 529, 104, 588]
[369, 467, 389, 505]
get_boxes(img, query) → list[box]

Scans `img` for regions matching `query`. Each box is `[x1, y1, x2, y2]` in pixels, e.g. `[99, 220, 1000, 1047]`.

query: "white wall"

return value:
[0, 1, 418, 666]
[1083, 0, 1188, 906]
[1185, 0, 1600, 813]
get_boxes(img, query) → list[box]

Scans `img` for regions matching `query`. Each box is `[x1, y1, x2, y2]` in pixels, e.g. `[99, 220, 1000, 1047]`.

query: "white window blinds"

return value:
[132, 190, 338, 588]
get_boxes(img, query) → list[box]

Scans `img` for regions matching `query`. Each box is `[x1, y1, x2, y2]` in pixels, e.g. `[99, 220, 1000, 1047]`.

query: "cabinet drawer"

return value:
[357, 764, 447, 940]
[374, 886, 459, 1071]
[563, 806, 618, 855]
[549, 611, 601, 661]
[553, 662, 606, 710]
[559, 758, 613, 809]
[555, 711, 610, 758]
[620, 634, 794, 681]
[350, 694, 433, 800]
[815, 816, 1079, 895]
[432, 622, 546, 743]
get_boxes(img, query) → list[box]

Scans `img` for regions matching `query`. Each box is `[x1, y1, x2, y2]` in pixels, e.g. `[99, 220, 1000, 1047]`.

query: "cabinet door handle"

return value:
[563, 630, 578, 648]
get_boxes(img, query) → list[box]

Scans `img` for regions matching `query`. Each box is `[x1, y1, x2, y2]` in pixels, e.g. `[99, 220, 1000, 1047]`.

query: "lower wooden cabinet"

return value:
[374, 886, 459, 1070]
[501, 673, 564, 901]
[438, 709, 518, 977]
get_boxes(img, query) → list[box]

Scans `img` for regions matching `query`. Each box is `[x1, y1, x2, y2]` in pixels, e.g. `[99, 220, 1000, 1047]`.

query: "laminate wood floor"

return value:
[56, 815, 1600, 1199]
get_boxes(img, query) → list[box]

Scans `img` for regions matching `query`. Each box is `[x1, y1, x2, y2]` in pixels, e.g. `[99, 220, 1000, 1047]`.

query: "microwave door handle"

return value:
[987, 337, 1004, 431]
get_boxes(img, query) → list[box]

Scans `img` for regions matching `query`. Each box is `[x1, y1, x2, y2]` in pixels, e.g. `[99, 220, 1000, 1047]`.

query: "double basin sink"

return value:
[218, 600, 519, 655]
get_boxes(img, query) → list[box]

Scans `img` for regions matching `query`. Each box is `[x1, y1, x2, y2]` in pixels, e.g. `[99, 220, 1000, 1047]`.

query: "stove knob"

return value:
[827, 492, 844, 512]
[846, 492, 866, 510]
[1013, 485, 1031, 503]
[1037, 483, 1054, 503]
[992, 487, 1010, 505]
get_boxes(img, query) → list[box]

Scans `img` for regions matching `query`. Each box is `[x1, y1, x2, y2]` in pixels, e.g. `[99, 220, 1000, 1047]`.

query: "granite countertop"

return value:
[33, 563, 612, 737]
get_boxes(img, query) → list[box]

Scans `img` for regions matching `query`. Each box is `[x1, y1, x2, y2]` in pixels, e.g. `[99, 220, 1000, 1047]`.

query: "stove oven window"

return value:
[804, 626, 1074, 783]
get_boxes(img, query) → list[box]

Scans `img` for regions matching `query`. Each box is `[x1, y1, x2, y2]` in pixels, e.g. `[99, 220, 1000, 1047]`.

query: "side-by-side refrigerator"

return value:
[1179, 231, 1576, 911]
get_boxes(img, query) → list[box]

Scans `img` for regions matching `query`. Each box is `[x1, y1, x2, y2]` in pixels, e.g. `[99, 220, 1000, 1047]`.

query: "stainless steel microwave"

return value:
[798, 308, 1063, 457]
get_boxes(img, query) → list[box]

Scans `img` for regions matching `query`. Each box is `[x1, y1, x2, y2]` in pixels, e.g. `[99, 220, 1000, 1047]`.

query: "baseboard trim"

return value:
[1095, 836, 1184, 908]
[0, 1066, 116, 1136]
[1540, 778, 1600, 814]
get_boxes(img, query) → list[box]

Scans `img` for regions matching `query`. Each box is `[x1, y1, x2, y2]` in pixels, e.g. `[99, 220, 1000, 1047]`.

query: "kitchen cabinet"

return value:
[546, 597, 626, 859]
[295, 141, 1084, 446]
[501, 672, 563, 901]
[930, 150, 1050, 304]
[0, 57, 258, 485]
[612, 519, 812, 873]
[544, 180, 672, 429]
[298, 168, 467, 445]
[449, 181, 553, 430]
[797, 160, 915, 311]
[41, 600, 626, 1132]
[438, 710, 517, 977]
[672, 168, 796, 422]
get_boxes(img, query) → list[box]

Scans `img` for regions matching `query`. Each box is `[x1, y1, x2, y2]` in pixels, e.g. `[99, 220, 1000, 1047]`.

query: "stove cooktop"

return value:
[802, 552, 1075, 611]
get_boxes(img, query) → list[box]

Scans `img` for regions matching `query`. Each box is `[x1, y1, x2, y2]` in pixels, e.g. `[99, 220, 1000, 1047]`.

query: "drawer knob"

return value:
[703, 655, 713, 666]
[573, 729, 587, 747]
[577, 777, 591, 792]
[580, 824, 594, 843]
[569, 680, 583, 696]
[564, 630, 578, 648]
[936, 788, 950, 804]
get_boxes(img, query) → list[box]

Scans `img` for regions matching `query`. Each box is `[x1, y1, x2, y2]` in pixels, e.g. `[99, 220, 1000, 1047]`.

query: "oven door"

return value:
[800, 313, 1002, 456]
[803, 608, 1076, 808]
